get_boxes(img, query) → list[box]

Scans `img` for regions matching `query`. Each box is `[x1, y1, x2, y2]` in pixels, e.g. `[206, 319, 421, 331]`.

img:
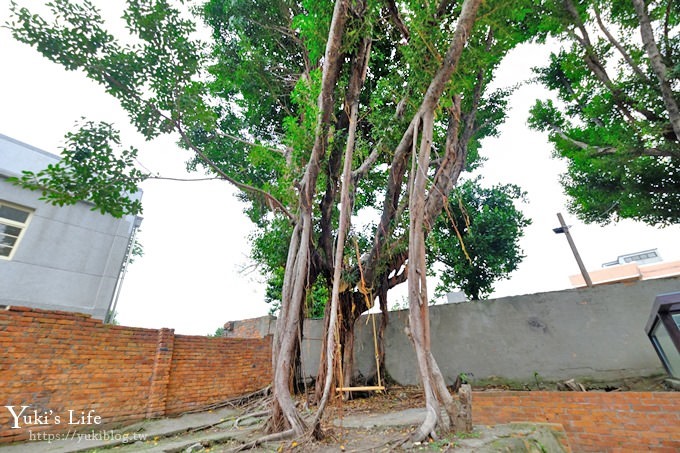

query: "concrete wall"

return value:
[299, 276, 680, 384]
[223, 315, 276, 338]
[0, 134, 139, 319]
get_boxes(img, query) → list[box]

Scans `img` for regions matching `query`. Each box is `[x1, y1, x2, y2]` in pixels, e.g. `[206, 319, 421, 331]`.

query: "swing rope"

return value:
[335, 239, 385, 393]
[335, 311, 385, 392]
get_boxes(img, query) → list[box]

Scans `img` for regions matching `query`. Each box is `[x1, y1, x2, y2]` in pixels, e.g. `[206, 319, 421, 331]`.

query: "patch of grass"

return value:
[470, 373, 670, 392]
[456, 430, 482, 439]
[422, 436, 456, 451]
[471, 376, 532, 390]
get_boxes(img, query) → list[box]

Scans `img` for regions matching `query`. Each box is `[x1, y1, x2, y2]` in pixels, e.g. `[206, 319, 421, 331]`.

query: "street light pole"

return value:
[554, 212, 593, 288]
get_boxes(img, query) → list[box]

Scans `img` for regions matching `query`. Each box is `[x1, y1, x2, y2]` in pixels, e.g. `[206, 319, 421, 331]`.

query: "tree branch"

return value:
[385, 0, 409, 41]
[364, 0, 481, 287]
[147, 176, 221, 182]
[99, 72, 294, 220]
[435, 0, 454, 19]
[213, 131, 287, 156]
[351, 146, 380, 181]
[593, 5, 649, 82]
[319, 35, 372, 274]
[662, 0, 673, 60]
[175, 124, 295, 220]
[632, 0, 680, 142]
[562, 0, 591, 46]
[424, 27, 490, 228]
[387, 263, 408, 288]
[562, 1, 655, 124]
[549, 124, 677, 158]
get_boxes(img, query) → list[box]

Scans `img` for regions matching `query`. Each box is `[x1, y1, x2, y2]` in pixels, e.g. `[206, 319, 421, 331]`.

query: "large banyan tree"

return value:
[8, 0, 545, 442]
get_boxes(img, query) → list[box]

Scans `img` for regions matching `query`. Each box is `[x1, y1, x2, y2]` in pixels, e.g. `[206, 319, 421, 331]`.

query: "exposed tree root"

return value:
[228, 428, 296, 452]
[177, 386, 272, 416]
[233, 410, 270, 429]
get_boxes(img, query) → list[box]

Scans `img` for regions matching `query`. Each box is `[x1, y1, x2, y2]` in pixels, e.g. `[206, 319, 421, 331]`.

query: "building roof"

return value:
[570, 259, 680, 288]
[0, 133, 61, 177]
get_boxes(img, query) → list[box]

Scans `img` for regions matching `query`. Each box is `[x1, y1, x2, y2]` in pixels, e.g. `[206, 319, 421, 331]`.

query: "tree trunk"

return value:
[314, 291, 369, 402]
[269, 0, 349, 435]
[631, 0, 680, 142]
[404, 0, 481, 441]
[270, 218, 311, 435]
[312, 28, 372, 411]
[312, 91, 363, 430]
[313, 295, 334, 404]
[377, 279, 389, 380]
[340, 309, 356, 398]
[408, 112, 441, 441]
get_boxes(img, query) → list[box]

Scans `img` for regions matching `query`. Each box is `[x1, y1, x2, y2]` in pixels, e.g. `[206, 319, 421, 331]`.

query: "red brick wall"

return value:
[0, 307, 271, 443]
[165, 334, 271, 414]
[474, 391, 680, 452]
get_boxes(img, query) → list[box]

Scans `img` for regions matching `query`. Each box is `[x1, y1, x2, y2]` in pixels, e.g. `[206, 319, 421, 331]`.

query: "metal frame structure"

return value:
[645, 292, 680, 379]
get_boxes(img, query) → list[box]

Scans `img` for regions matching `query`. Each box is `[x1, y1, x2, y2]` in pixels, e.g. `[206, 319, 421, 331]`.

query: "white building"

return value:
[570, 249, 680, 288]
[0, 133, 141, 320]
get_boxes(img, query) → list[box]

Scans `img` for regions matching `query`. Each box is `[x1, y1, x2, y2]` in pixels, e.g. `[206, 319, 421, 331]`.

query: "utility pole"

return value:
[554, 213, 593, 288]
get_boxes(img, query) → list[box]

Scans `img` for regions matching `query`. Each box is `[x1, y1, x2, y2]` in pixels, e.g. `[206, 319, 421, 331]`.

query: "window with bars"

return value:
[0, 202, 33, 260]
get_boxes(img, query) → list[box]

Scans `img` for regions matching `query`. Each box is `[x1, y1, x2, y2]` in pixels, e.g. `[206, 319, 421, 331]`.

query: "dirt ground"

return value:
[103, 387, 429, 453]
[94, 376, 674, 453]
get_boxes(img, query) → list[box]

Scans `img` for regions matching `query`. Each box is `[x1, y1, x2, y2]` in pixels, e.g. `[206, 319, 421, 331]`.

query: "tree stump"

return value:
[454, 384, 473, 433]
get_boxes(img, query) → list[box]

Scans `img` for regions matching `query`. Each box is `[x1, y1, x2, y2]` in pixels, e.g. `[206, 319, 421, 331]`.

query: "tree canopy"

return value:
[8, 0, 538, 309]
[529, 0, 680, 226]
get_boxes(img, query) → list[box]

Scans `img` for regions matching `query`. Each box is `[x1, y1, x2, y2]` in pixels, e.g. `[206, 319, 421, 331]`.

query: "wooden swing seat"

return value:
[335, 385, 385, 392]
[336, 251, 385, 396]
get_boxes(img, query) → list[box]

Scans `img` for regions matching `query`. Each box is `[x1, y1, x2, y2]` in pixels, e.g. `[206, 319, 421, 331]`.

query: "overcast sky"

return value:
[2, 2, 679, 335]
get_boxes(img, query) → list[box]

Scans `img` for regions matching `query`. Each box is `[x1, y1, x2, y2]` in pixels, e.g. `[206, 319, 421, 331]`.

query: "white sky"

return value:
[1, 2, 679, 335]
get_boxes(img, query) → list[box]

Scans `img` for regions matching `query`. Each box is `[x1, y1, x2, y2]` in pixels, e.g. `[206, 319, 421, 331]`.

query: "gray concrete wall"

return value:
[0, 134, 139, 319]
[299, 315, 380, 383]
[223, 315, 276, 338]
[300, 276, 680, 384]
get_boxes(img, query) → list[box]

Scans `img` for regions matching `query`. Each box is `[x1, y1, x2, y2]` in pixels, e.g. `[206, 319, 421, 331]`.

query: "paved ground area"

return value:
[0, 406, 247, 453]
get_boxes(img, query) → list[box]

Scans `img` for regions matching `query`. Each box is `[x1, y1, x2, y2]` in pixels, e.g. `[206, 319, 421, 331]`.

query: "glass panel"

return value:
[0, 245, 10, 257]
[672, 313, 680, 329]
[652, 320, 680, 378]
[0, 234, 17, 247]
[0, 205, 30, 224]
[0, 224, 21, 237]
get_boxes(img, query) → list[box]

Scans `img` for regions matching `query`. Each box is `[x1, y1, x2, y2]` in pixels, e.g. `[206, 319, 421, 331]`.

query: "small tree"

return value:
[429, 180, 531, 301]
[207, 326, 226, 337]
